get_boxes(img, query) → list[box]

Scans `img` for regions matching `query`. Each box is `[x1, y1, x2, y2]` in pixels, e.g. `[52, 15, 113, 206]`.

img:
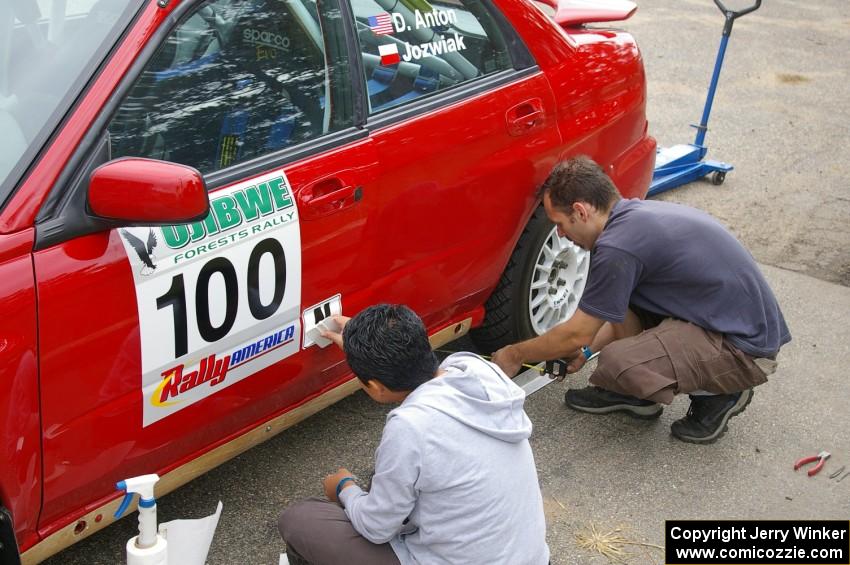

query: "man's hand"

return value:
[565, 349, 587, 374]
[323, 467, 356, 503]
[492, 345, 523, 377]
[320, 315, 350, 349]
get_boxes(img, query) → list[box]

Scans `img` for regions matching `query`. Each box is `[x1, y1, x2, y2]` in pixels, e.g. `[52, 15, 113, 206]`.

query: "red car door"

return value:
[32, 0, 376, 533]
[343, 0, 562, 327]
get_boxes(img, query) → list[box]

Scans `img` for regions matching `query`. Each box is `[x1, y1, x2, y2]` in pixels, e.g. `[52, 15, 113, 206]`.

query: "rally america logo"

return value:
[152, 353, 231, 407]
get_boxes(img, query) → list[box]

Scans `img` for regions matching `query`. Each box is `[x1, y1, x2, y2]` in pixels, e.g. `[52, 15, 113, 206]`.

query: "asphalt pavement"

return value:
[44, 0, 850, 563]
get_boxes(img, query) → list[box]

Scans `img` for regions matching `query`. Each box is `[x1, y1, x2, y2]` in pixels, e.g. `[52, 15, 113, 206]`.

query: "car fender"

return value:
[494, 0, 652, 198]
[0, 229, 41, 555]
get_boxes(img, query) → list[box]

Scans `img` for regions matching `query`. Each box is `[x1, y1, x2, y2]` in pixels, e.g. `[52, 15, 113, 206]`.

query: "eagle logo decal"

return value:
[121, 228, 158, 276]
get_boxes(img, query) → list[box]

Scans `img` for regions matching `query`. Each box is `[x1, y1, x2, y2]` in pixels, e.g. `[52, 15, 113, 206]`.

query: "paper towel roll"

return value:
[127, 534, 168, 565]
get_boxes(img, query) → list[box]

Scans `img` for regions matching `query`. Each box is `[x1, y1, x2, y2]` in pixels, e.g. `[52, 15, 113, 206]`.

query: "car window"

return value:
[0, 0, 139, 208]
[108, 0, 352, 175]
[348, 0, 512, 113]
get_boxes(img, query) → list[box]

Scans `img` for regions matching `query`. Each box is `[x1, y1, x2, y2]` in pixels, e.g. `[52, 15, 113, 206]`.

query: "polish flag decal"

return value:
[378, 44, 400, 66]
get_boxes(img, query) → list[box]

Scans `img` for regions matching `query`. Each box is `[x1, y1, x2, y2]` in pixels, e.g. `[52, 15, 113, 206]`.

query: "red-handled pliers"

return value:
[794, 451, 830, 476]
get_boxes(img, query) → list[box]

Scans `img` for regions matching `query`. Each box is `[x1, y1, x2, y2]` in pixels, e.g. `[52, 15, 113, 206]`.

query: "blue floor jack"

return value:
[648, 0, 762, 196]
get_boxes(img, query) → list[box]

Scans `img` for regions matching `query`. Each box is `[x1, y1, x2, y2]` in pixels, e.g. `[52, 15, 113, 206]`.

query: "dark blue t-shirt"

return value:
[578, 199, 790, 357]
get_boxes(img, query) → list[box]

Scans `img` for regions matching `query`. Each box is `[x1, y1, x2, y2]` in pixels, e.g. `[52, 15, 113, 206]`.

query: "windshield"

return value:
[0, 0, 139, 209]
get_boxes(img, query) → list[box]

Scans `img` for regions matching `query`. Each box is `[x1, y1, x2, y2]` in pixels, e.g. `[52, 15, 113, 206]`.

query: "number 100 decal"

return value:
[119, 171, 302, 426]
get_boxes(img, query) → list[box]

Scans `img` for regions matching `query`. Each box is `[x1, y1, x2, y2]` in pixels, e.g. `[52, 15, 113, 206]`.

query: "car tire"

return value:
[470, 205, 590, 353]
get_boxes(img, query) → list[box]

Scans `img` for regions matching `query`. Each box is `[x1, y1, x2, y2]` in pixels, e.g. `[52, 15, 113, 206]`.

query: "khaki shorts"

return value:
[590, 318, 776, 404]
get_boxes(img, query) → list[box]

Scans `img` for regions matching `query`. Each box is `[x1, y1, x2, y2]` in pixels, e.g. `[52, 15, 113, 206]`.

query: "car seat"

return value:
[109, 0, 326, 173]
[107, 6, 225, 170]
[214, 0, 325, 166]
[367, 65, 398, 97]
[371, 65, 441, 111]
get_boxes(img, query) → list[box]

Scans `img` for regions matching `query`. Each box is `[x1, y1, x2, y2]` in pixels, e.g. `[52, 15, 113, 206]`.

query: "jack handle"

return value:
[713, 0, 761, 35]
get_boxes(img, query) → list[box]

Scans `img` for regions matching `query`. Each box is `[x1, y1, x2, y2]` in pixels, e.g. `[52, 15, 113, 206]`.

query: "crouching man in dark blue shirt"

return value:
[493, 156, 790, 444]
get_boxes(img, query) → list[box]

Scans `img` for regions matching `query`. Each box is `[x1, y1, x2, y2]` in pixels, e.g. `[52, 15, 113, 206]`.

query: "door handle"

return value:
[306, 185, 355, 208]
[506, 99, 545, 136]
[297, 177, 362, 220]
[509, 109, 544, 127]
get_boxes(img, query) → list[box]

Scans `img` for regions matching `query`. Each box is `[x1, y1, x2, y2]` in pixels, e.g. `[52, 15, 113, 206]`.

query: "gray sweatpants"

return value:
[278, 497, 400, 565]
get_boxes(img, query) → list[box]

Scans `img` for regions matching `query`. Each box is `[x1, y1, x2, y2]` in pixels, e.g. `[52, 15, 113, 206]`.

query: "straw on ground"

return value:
[575, 523, 663, 563]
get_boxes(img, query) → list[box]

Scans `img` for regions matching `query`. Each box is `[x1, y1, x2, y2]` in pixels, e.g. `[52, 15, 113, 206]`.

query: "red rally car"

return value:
[0, 0, 655, 561]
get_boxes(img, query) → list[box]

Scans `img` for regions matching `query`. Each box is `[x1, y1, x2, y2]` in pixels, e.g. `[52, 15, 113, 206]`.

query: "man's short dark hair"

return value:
[342, 304, 438, 392]
[536, 156, 621, 213]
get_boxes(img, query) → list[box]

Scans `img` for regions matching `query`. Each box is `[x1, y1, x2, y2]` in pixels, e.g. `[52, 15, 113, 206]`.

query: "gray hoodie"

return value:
[339, 353, 550, 565]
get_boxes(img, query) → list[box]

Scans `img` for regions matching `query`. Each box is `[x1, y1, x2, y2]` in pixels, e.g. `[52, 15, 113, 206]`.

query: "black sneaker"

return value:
[565, 386, 663, 419]
[670, 389, 754, 444]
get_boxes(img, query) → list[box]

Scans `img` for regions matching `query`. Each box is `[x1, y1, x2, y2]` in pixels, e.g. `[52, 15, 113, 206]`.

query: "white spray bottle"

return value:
[115, 474, 168, 565]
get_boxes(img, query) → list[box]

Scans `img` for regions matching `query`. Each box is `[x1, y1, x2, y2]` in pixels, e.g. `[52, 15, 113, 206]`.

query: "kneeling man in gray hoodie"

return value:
[278, 304, 549, 565]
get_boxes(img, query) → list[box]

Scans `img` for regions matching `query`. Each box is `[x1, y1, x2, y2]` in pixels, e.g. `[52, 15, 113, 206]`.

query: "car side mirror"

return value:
[88, 157, 209, 224]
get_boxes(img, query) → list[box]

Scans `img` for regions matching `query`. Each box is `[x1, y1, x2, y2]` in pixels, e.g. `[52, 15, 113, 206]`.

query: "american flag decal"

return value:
[368, 13, 394, 35]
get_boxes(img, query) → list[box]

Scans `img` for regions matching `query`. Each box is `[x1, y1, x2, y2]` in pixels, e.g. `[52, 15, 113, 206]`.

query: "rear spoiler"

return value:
[535, 0, 637, 28]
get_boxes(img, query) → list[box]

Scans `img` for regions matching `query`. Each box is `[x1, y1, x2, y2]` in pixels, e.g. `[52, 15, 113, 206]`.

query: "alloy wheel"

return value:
[527, 227, 589, 335]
